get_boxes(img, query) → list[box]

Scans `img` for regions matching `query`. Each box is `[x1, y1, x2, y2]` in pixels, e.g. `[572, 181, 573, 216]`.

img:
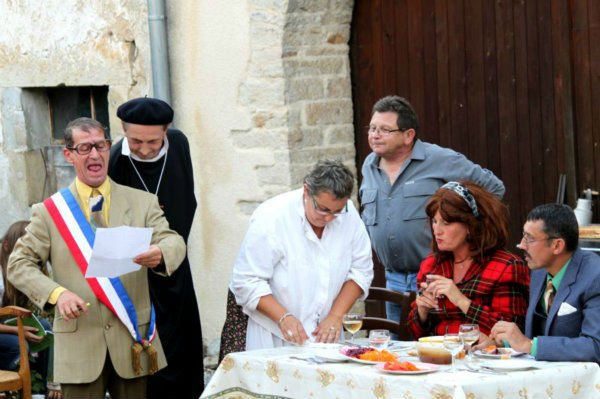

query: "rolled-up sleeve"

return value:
[345, 211, 374, 300]
[230, 213, 282, 312]
[446, 152, 505, 199]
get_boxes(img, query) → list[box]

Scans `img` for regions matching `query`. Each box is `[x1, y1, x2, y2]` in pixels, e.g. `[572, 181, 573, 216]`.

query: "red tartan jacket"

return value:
[407, 249, 530, 338]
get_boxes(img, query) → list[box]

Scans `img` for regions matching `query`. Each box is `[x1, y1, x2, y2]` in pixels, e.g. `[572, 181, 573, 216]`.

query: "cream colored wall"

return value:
[167, 1, 255, 341]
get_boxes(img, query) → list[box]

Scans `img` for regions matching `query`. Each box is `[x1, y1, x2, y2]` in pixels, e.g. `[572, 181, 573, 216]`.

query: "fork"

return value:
[289, 356, 323, 364]
[464, 363, 506, 375]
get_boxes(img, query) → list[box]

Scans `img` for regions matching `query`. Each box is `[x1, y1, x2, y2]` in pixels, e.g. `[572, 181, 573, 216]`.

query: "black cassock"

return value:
[108, 129, 203, 399]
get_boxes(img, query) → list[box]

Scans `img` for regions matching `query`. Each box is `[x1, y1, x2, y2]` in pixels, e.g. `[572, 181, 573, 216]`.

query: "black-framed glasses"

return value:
[365, 125, 403, 135]
[520, 233, 559, 246]
[67, 139, 112, 155]
[311, 194, 348, 216]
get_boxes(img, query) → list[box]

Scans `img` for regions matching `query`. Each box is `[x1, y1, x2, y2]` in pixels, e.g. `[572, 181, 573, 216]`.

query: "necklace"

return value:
[128, 151, 168, 195]
[454, 256, 472, 265]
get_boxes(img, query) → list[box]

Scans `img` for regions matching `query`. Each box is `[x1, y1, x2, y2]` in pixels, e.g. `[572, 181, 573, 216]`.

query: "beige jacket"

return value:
[7, 179, 186, 383]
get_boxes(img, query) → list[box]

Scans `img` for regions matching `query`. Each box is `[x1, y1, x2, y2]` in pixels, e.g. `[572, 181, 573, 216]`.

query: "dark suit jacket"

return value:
[525, 248, 600, 362]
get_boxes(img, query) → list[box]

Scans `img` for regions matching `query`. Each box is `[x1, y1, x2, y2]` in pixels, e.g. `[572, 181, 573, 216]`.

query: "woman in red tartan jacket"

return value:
[407, 181, 530, 338]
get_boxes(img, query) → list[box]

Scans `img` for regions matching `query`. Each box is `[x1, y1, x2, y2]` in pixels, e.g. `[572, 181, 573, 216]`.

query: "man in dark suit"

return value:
[484, 203, 600, 362]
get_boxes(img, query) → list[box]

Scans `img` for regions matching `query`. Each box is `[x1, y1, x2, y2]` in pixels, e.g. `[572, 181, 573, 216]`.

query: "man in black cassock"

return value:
[108, 97, 204, 399]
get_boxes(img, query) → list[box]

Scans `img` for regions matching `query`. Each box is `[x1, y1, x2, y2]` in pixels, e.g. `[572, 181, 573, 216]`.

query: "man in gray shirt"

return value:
[360, 95, 504, 325]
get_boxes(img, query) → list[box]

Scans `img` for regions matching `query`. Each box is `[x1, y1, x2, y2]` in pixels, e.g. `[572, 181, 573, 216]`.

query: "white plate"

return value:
[480, 360, 536, 371]
[473, 348, 524, 359]
[339, 348, 397, 364]
[340, 353, 388, 364]
[374, 362, 440, 375]
[418, 336, 445, 343]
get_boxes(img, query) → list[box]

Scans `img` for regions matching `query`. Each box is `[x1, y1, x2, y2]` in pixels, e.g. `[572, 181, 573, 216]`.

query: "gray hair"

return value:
[304, 159, 354, 199]
[373, 95, 419, 137]
[64, 117, 108, 147]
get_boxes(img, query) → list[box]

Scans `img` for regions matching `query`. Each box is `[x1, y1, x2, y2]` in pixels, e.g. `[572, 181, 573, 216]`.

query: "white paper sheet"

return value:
[85, 226, 152, 278]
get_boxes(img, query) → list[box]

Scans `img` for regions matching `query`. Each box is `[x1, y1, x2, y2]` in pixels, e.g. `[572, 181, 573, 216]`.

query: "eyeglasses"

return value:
[311, 194, 348, 216]
[365, 126, 403, 136]
[66, 139, 112, 155]
[520, 233, 559, 246]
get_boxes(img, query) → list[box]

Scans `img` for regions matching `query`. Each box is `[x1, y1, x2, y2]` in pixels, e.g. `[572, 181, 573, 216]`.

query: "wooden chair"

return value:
[0, 305, 32, 399]
[363, 287, 416, 341]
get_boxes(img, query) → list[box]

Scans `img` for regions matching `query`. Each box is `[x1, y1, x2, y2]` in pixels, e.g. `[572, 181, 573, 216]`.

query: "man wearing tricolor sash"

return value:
[7, 117, 186, 399]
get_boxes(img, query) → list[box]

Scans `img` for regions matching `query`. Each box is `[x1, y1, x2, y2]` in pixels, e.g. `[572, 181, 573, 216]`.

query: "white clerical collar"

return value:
[121, 135, 169, 162]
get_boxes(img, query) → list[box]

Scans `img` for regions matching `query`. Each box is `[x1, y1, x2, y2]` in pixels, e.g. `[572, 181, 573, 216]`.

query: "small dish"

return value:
[473, 347, 524, 359]
[374, 362, 440, 375]
[480, 360, 536, 371]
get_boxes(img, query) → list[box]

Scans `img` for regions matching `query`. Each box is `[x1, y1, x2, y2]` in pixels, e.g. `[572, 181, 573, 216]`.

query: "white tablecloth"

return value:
[202, 344, 600, 399]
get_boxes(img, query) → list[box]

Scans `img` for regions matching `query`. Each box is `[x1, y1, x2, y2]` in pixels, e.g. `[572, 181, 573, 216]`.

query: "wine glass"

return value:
[443, 333, 463, 373]
[458, 324, 480, 360]
[342, 314, 363, 343]
[368, 329, 390, 350]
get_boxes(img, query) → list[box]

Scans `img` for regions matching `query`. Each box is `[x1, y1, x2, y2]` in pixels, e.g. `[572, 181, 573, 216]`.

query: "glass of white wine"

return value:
[443, 333, 463, 373]
[458, 324, 480, 360]
[342, 313, 363, 343]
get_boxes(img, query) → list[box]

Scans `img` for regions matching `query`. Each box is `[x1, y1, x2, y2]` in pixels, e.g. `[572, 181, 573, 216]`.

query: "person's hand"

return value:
[415, 281, 439, 322]
[312, 314, 342, 343]
[490, 321, 532, 353]
[426, 274, 467, 307]
[133, 245, 163, 268]
[279, 314, 309, 345]
[56, 290, 88, 321]
[47, 387, 62, 399]
[471, 332, 495, 352]
[23, 326, 44, 343]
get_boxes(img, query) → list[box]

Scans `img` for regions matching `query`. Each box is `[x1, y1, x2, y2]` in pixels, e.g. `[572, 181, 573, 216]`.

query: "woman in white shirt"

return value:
[231, 160, 374, 350]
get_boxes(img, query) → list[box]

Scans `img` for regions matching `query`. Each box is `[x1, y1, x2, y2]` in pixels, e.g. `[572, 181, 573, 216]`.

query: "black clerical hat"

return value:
[117, 97, 174, 125]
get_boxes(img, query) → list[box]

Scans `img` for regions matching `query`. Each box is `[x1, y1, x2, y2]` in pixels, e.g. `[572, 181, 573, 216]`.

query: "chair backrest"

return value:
[0, 305, 32, 399]
[363, 287, 416, 341]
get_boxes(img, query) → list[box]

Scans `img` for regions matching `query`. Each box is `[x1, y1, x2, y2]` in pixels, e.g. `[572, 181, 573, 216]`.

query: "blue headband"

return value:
[441, 181, 479, 218]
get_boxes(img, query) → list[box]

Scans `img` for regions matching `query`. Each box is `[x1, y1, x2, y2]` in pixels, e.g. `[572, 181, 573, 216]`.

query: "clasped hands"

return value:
[416, 274, 467, 320]
[278, 313, 341, 345]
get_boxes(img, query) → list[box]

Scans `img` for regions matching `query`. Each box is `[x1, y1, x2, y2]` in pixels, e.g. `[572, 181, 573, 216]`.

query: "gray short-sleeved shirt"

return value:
[359, 139, 505, 274]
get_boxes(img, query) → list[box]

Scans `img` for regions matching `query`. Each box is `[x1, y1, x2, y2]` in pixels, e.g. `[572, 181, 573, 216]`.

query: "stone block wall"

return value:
[232, 0, 356, 216]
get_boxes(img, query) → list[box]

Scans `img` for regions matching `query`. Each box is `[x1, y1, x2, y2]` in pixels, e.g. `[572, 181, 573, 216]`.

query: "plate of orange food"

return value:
[339, 347, 398, 364]
[473, 345, 524, 359]
[375, 361, 440, 375]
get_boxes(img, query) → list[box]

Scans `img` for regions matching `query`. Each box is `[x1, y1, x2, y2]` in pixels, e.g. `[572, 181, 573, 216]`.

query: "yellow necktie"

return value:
[543, 279, 555, 314]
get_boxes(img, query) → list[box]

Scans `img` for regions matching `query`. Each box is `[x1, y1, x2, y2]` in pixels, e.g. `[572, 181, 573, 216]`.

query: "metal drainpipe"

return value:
[147, 0, 172, 105]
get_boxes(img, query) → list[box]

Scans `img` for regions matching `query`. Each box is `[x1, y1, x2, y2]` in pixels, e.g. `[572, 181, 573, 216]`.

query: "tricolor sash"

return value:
[44, 188, 158, 374]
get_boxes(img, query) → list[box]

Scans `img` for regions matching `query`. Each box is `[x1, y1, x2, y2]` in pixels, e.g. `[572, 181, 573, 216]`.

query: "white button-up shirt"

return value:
[230, 189, 374, 350]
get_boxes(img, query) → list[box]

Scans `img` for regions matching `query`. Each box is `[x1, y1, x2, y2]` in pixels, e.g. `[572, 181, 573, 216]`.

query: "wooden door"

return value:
[351, 0, 600, 290]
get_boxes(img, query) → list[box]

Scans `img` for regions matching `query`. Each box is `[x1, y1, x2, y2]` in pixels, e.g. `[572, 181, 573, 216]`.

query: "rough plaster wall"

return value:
[0, 0, 154, 233]
[167, 0, 256, 343]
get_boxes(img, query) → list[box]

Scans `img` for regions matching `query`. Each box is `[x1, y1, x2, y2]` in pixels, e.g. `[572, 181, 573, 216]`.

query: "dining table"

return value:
[201, 341, 600, 399]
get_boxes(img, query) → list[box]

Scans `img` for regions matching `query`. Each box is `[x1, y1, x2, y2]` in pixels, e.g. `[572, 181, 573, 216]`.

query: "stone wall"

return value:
[232, 0, 356, 217]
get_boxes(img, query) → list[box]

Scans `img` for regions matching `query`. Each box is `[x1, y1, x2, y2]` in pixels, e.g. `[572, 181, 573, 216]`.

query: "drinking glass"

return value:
[368, 329, 390, 350]
[458, 324, 480, 359]
[342, 314, 363, 343]
[425, 276, 444, 314]
[443, 333, 463, 372]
